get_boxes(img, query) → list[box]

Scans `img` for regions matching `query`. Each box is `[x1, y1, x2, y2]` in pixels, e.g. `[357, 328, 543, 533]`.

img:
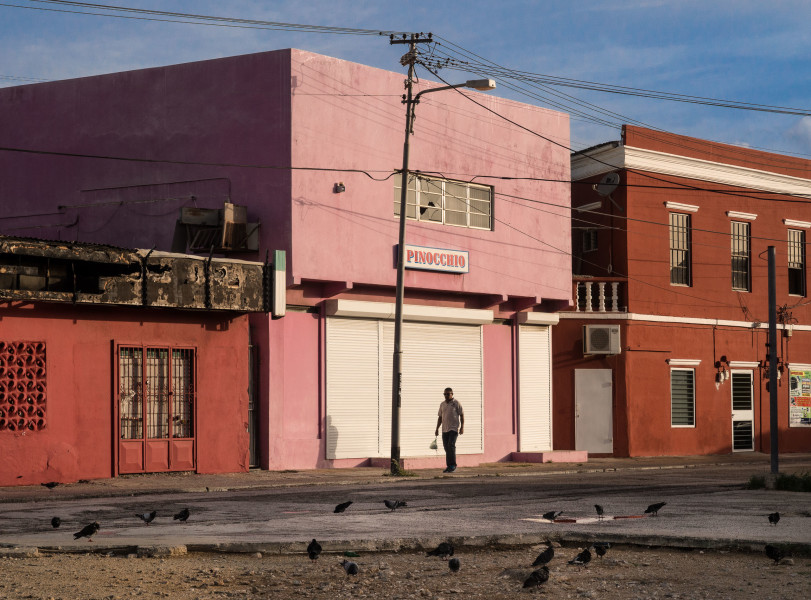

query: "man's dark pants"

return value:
[442, 430, 458, 468]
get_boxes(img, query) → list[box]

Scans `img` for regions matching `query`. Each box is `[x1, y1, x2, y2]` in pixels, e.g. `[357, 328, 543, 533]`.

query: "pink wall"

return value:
[0, 302, 251, 486]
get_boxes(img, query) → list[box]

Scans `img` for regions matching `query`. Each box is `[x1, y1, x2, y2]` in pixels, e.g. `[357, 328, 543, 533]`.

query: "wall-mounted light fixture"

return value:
[714, 355, 730, 389]
[333, 182, 346, 193]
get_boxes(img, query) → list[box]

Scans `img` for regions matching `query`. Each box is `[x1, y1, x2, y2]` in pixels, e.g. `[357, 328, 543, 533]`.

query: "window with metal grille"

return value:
[0, 341, 47, 432]
[394, 173, 493, 230]
[731, 372, 754, 451]
[671, 368, 695, 427]
[731, 221, 750, 291]
[669, 212, 691, 286]
[788, 229, 806, 296]
[582, 229, 598, 253]
[118, 346, 195, 441]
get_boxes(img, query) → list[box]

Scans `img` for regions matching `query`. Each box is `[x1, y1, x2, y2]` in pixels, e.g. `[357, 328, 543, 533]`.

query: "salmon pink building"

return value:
[556, 126, 811, 457]
[0, 49, 574, 477]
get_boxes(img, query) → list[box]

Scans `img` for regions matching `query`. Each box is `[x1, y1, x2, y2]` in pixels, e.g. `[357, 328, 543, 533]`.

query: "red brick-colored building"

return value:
[554, 125, 811, 457]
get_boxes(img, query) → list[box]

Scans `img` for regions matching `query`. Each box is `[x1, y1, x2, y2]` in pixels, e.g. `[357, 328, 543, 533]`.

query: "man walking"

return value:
[435, 387, 464, 473]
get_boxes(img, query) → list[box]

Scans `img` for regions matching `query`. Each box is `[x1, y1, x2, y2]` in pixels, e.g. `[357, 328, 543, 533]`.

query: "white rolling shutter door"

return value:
[327, 317, 483, 459]
[325, 318, 380, 459]
[518, 325, 552, 452]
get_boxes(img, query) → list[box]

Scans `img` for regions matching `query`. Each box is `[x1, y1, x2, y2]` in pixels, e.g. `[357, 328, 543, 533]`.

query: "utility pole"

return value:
[389, 33, 434, 475]
[767, 246, 779, 475]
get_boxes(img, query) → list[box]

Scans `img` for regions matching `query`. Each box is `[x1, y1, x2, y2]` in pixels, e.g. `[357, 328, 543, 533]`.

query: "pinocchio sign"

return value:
[403, 244, 468, 273]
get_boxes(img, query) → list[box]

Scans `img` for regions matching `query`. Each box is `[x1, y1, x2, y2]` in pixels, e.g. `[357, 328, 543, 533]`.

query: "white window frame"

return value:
[788, 228, 806, 297]
[731, 221, 750, 292]
[394, 173, 493, 230]
[670, 368, 696, 428]
[669, 212, 692, 286]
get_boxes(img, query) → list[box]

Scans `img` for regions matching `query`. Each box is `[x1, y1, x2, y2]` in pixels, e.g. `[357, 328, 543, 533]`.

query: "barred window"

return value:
[582, 229, 598, 253]
[788, 229, 806, 296]
[671, 368, 695, 427]
[731, 221, 750, 291]
[669, 212, 691, 286]
[394, 173, 493, 230]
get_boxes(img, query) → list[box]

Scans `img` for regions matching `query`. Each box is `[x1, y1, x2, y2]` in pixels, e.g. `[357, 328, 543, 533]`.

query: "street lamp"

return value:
[390, 77, 496, 474]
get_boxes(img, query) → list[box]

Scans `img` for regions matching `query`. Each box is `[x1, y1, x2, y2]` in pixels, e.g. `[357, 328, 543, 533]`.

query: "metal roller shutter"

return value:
[518, 325, 553, 451]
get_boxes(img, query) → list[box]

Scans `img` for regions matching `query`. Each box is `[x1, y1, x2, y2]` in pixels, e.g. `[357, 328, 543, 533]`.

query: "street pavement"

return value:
[1, 452, 809, 557]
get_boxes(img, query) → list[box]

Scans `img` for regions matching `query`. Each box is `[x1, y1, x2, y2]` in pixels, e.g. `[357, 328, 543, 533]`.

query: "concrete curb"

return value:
[4, 532, 809, 559]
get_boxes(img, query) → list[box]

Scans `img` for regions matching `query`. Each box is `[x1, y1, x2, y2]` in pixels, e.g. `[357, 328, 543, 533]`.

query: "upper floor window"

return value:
[669, 212, 691, 286]
[394, 173, 493, 230]
[581, 229, 598, 253]
[731, 221, 750, 292]
[788, 229, 806, 296]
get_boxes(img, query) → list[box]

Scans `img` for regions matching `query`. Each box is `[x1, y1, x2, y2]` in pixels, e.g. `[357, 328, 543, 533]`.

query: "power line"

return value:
[4, 0, 403, 35]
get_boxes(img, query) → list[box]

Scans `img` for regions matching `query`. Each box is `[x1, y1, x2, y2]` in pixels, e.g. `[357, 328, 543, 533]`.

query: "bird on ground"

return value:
[136, 511, 157, 525]
[73, 522, 100, 542]
[568, 547, 592, 566]
[448, 557, 461, 573]
[522, 566, 549, 588]
[41, 482, 58, 489]
[595, 504, 605, 520]
[173, 508, 190, 523]
[644, 502, 667, 517]
[426, 542, 454, 559]
[532, 544, 554, 566]
[542, 510, 563, 521]
[383, 500, 407, 511]
[50, 517, 61, 529]
[765, 544, 789, 565]
[768, 512, 780, 526]
[307, 538, 322, 561]
[593, 542, 611, 559]
[334, 501, 353, 513]
[340, 559, 359, 575]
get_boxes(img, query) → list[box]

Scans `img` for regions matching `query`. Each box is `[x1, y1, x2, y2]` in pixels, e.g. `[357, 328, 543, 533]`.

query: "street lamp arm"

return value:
[413, 79, 496, 103]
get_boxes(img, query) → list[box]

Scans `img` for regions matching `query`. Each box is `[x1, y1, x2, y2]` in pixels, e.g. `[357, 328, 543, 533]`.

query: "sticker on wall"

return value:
[402, 244, 468, 274]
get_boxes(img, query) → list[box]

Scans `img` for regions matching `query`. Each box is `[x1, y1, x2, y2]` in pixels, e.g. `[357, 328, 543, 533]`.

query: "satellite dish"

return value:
[593, 172, 620, 197]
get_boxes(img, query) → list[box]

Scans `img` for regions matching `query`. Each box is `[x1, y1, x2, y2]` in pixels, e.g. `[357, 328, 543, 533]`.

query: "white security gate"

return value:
[574, 368, 613, 454]
[518, 325, 553, 452]
[731, 370, 754, 451]
[326, 318, 483, 460]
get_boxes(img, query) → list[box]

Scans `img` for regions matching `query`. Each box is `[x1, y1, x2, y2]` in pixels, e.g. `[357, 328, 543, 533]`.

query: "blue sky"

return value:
[1, 0, 810, 157]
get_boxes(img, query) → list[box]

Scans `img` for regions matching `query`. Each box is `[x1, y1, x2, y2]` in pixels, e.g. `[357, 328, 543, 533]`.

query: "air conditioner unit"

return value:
[583, 324, 621, 355]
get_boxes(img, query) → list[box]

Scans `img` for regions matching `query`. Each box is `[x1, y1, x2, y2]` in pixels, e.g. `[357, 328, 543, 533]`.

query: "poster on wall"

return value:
[789, 369, 811, 427]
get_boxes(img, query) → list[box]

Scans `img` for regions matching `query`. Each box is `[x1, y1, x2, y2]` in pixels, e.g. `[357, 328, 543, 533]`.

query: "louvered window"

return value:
[671, 368, 695, 427]
[788, 229, 806, 296]
[731, 221, 750, 291]
[394, 173, 493, 230]
[669, 212, 691, 286]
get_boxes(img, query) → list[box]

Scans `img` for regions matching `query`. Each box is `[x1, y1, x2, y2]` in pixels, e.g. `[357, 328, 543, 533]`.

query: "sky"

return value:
[1, 0, 810, 158]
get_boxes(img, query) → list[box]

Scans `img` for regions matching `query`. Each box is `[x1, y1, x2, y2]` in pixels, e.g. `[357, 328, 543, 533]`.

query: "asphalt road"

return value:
[1, 462, 808, 554]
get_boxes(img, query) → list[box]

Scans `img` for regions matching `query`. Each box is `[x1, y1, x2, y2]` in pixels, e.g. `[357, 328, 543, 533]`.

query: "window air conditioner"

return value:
[583, 324, 621, 355]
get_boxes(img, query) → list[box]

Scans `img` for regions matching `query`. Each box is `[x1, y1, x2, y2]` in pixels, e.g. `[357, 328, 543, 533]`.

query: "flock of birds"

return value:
[48, 507, 192, 542]
[42, 486, 793, 581]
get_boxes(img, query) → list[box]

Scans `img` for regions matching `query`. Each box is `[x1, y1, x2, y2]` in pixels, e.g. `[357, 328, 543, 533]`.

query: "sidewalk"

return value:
[3, 451, 809, 503]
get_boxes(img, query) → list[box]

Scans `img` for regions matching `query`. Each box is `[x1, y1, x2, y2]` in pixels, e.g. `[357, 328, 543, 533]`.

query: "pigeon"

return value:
[384, 500, 407, 511]
[307, 538, 322, 561]
[136, 511, 157, 525]
[645, 502, 667, 517]
[542, 510, 563, 521]
[532, 544, 554, 566]
[448, 557, 461, 572]
[765, 544, 789, 565]
[73, 522, 100, 542]
[426, 542, 454, 559]
[593, 542, 611, 558]
[768, 512, 780, 526]
[51, 517, 61, 529]
[173, 508, 190, 523]
[41, 482, 59, 489]
[595, 504, 605, 520]
[568, 547, 592, 566]
[340, 559, 359, 575]
[334, 501, 353, 513]
[522, 566, 549, 588]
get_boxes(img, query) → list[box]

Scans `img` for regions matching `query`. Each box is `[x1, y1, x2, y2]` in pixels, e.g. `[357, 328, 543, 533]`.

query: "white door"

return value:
[731, 371, 754, 451]
[574, 369, 613, 453]
[518, 325, 552, 452]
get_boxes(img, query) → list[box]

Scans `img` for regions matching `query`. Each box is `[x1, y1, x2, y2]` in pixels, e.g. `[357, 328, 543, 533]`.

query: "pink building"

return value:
[0, 49, 574, 474]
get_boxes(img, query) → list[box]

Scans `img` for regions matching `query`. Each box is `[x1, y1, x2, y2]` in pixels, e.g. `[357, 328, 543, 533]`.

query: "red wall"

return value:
[0, 302, 251, 486]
